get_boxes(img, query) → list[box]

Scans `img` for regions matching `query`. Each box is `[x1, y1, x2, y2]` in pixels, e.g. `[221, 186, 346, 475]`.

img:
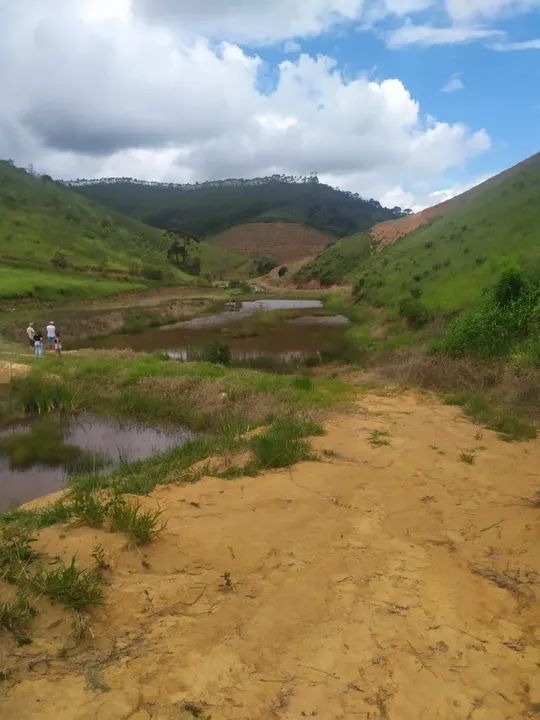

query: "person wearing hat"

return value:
[46, 320, 56, 350]
[26, 322, 36, 347]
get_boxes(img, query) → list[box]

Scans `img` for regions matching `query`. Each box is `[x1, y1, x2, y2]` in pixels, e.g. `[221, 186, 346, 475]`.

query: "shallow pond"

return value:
[0, 413, 192, 510]
[83, 298, 350, 364]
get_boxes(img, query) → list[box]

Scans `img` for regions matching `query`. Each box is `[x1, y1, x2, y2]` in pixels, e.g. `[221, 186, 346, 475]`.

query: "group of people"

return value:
[26, 321, 62, 358]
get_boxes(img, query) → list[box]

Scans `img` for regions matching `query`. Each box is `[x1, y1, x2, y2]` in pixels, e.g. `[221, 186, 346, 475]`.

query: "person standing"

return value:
[34, 331, 44, 359]
[46, 321, 56, 350]
[53, 334, 62, 356]
[26, 322, 36, 347]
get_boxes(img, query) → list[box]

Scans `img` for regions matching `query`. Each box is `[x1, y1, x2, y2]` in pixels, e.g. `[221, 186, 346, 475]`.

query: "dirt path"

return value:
[1, 390, 539, 719]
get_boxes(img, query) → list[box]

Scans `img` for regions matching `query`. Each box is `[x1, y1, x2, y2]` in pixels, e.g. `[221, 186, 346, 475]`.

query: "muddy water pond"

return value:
[0, 414, 192, 510]
[83, 298, 350, 364]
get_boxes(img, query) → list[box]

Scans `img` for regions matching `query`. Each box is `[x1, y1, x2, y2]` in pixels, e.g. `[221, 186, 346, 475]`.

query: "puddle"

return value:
[82, 298, 350, 363]
[0, 413, 192, 511]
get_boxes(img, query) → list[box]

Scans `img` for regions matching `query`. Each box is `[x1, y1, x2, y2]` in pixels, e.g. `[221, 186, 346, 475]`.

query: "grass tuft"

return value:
[250, 419, 317, 469]
[108, 498, 164, 545]
[29, 557, 104, 611]
[69, 492, 110, 528]
[459, 451, 475, 464]
[0, 593, 36, 644]
[369, 429, 391, 447]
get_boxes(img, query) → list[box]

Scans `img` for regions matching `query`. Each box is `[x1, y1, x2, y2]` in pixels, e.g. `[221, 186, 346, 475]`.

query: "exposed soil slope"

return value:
[208, 222, 333, 263]
[1, 390, 539, 719]
[370, 150, 540, 250]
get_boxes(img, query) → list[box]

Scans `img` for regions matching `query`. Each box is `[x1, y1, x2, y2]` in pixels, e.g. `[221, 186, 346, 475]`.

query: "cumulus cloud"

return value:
[0, 0, 494, 209]
[133, 0, 365, 44]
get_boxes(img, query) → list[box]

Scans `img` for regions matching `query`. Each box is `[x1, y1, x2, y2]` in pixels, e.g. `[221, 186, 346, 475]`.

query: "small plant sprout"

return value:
[369, 429, 391, 447]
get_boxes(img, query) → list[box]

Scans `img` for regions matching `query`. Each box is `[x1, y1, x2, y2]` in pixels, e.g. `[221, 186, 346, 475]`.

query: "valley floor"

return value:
[1, 389, 538, 719]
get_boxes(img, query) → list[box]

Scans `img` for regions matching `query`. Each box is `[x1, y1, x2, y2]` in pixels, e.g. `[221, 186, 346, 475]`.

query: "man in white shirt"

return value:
[46, 321, 56, 350]
[26, 323, 35, 346]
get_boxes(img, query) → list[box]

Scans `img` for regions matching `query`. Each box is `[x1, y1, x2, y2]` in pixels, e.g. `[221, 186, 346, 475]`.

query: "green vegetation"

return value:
[350, 153, 540, 311]
[295, 232, 372, 286]
[70, 175, 401, 238]
[368, 429, 391, 447]
[295, 153, 540, 317]
[108, 498, 164, 545]
[441, 267, 539, 363]
[249, 418, 323, 469]
[0, 160, 195, 300]
[0, 593, 36, 644]
[29, 556, 104, 611]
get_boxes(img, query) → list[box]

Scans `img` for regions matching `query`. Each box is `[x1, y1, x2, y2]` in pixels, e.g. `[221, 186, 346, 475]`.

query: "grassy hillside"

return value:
[208, 222, 332, 264]
[68, 175, 402, 238]
[0, 161, 252, 300]
[0, 161, 191, 300]
[298, 152, 540, 310]
[294, 232, 372, 286]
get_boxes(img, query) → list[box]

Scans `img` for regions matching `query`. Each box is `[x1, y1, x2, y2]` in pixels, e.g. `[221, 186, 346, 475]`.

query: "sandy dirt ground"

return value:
[1, 390, 539, 719]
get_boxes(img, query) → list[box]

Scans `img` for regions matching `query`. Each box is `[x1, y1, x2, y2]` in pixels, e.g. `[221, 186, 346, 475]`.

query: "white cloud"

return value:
[0, 0, 493, 208]
[133, 0, 366, 44]
[444, 0, 540, 22]
[491, 37, 540, 49]
[387, 20, 503, 47]
[441, 73, 464, 92]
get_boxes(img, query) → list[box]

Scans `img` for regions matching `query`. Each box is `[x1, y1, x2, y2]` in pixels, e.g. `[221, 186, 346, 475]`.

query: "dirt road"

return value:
[1, 390, 539, 719]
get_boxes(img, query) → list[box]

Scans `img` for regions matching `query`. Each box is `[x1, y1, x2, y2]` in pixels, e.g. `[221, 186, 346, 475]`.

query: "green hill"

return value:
[67, 175, 402, 238]
[294, 232, 372, 287]
[298, 151, 540, 310]
[0, 161, 251, 301]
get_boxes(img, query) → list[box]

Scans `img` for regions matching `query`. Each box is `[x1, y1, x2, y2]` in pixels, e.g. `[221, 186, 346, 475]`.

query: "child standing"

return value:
[54, 335, 62, 355]
[34, 331, 44, 359]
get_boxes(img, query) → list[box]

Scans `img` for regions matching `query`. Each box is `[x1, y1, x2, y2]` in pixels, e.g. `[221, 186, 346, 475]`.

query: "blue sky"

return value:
[1, 0, 539, 209]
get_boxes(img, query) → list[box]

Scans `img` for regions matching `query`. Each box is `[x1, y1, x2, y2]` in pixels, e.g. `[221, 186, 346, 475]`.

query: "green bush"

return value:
[204, 341, 232, 366]
[398, 298, 429, 328]
[442, 269, 539, 359]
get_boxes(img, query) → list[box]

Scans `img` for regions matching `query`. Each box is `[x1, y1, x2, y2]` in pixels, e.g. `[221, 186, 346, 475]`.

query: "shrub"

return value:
[204, 341, 232, 366]
[278, 266, 288, 277]
[398, 298, 429, 328]
[493, 266, 525, 307]
[141, 265, 163, 281]
[442, 271, 539, 359]
[51, 251, 68, 269]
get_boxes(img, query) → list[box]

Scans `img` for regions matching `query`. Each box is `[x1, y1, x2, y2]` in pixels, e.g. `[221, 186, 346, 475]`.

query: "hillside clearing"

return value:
[1, 389, 538, 719]
[208, 222, 333, 264]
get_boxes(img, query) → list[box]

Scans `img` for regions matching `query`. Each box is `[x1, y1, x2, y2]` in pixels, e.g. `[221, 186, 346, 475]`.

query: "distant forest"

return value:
[67, 174, 408, 238]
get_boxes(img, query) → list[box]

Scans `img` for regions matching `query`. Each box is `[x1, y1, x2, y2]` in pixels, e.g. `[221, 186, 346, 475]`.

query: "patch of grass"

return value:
[10, 375, 73, 414]
[445, 391, 537, 442]
[108, 498, 164, 545]
[0, 593, 36, 644]
[0, 525, 39, 583]
[368, 429, 391, 447]
[69, 492, 110, 528]
[250, 419, 317, 469]
[29, 557, 104, 611]
[459, 451, 475, 464]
